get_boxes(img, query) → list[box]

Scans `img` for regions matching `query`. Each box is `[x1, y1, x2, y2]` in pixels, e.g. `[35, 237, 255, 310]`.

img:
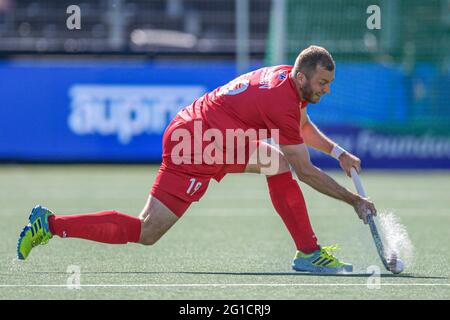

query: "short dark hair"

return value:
[293, 45, 335, 78]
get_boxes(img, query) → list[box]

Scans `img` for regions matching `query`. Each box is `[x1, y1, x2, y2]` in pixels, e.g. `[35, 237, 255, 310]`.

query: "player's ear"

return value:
[296, 72, 306, 84]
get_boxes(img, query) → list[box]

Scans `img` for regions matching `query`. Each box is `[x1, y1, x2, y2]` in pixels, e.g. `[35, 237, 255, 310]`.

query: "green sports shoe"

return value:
[17, 205, 54, 260]
[292, 244, 353, 273]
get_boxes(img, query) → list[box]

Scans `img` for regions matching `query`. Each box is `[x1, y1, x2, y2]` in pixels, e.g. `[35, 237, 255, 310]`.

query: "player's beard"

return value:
[300, 80, 320, 104]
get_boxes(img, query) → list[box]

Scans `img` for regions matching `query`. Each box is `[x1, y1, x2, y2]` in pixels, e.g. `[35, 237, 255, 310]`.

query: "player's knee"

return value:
[138, 228, 161, 246]
[137, 196, 179, 246]
[138, 215, 169, 246]
[139, 237, 158, 246]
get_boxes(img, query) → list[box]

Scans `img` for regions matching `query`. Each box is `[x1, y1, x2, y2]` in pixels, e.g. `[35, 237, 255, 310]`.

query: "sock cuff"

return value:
[266, 171, 293, 184]
[107, 211, 142, 243]
[48, 215, 56, 235]
[47, 211, 142, 244]
[128, 215, 142, 243]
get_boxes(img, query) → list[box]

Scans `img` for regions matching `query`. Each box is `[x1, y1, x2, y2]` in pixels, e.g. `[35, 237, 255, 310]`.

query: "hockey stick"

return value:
[350, 168, 391, 271]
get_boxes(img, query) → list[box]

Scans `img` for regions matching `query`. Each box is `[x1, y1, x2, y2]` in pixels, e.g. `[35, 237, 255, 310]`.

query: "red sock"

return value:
[48, 211, 141, 244]
[267, 171, 319, 254]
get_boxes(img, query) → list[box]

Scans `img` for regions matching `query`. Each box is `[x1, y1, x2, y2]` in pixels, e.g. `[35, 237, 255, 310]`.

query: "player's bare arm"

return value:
[280, 143, 376, 224]
[300, 107, 361, 176]
[300, 107, 334, 154]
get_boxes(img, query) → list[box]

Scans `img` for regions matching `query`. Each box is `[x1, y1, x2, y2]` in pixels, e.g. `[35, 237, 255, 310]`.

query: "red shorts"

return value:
[150, 116, 251, 217]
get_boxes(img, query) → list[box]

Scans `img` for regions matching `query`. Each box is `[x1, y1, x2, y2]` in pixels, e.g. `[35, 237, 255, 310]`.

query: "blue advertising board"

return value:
[308, 126, 450, 169]
[0, 60, 449, 168]
[0, 60, 229, 161]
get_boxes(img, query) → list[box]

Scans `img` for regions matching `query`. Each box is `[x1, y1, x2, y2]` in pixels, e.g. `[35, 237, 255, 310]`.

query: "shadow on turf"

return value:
[175, 272, 446, 279]
[25, 271, 447, 279]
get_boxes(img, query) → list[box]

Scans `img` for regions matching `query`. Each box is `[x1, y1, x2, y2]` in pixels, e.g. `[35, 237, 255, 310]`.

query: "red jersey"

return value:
[178, 65, 307, 145]
[154, 66, 308, 212]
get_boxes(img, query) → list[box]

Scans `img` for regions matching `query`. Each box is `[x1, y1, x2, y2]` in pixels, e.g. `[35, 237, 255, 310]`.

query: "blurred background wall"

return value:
[0, 0, 449, 168]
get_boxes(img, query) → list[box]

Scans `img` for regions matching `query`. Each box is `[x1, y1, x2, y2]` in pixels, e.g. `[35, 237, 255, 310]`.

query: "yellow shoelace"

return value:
[320, 244, 341, 261]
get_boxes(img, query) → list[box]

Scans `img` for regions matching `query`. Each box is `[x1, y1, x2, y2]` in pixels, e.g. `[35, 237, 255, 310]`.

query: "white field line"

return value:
[0, 283, 449, 288]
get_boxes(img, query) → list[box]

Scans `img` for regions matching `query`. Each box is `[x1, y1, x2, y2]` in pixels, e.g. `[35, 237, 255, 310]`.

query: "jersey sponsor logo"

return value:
[217, 78, 250, 96]
[278, 70, 288, 81]
[259, 68, 274, 89]
[68, 85, 206, 144]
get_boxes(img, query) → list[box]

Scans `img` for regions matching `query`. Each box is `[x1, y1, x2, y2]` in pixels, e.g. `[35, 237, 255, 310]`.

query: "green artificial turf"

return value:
[0, 165, 449, 299]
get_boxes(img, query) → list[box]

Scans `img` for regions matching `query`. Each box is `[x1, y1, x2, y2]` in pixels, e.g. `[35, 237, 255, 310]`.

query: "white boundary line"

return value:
[0, 283, 449, 288]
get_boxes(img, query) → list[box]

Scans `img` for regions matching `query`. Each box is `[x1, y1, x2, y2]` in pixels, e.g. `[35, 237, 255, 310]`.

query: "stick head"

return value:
[387, 254, 404, 274]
